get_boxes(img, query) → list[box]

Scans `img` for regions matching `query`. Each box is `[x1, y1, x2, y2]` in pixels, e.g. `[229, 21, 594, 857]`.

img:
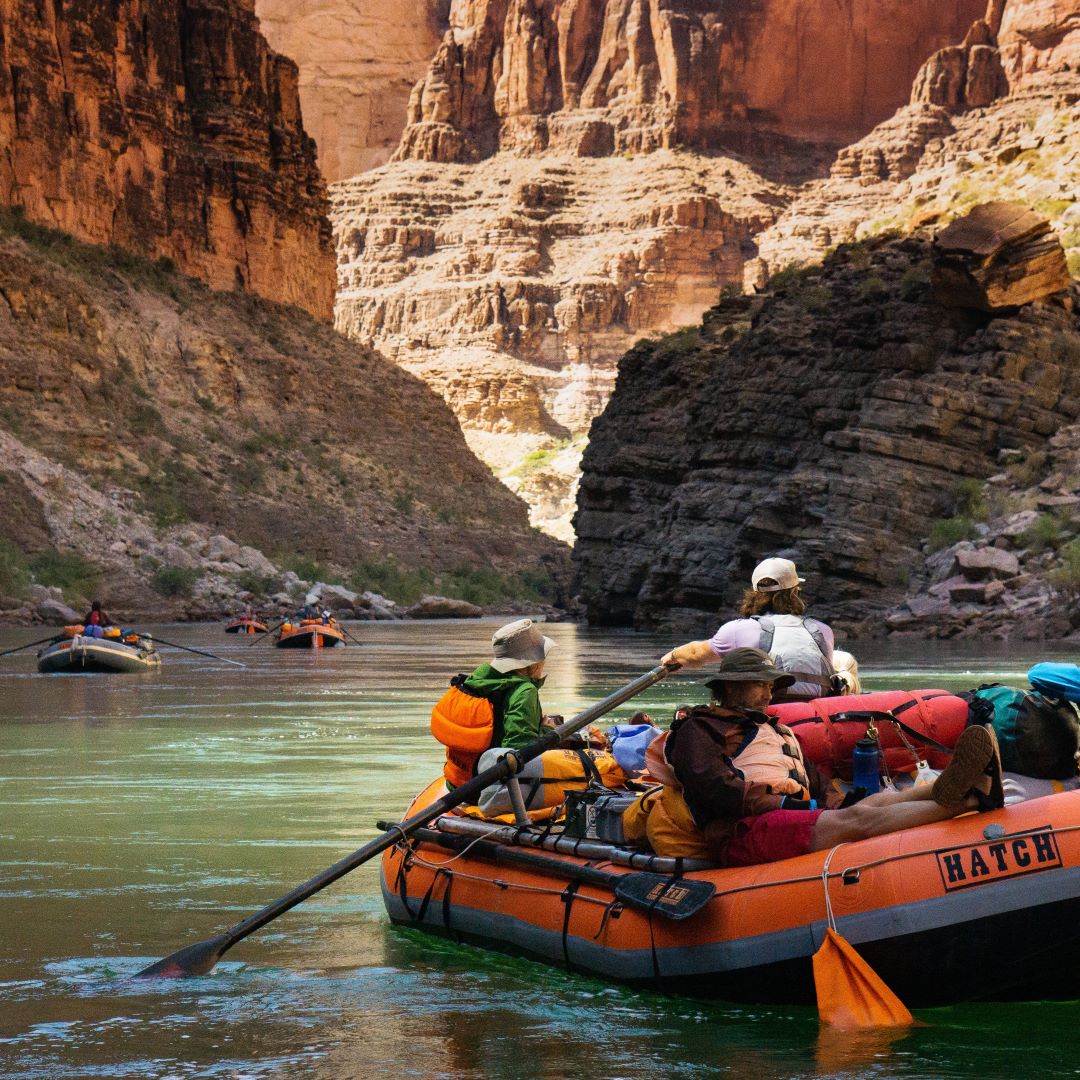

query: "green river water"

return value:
[2, 621, 1079, 1079]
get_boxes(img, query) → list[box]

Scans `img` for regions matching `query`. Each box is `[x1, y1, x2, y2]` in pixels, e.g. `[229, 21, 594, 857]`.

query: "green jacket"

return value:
[463, 663, 546, 751]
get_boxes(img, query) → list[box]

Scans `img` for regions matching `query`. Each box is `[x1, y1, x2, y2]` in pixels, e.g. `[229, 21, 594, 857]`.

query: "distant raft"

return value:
[275, 618, 346, 649]
[224, 617, 268, 635]
[37, 633, 161, 673]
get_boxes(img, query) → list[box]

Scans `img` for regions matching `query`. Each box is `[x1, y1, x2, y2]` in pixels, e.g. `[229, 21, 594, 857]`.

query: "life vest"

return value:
[86, 610, 103, 626]
[753, 614, 834, 700]
[430, 674, 506, 788]
[731, 720, 812, 800]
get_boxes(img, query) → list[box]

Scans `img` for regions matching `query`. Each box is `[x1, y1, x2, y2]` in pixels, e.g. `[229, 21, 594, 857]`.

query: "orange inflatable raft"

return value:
[383, 696, 1080, 1005]
[275, 619, 346, 649]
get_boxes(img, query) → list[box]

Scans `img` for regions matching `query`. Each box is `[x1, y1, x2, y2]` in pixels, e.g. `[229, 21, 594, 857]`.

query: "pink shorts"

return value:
[724, 809, 825, 867]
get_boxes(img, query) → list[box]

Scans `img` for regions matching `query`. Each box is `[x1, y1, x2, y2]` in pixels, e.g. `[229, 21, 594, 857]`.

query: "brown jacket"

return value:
[665, 705, 827, 849]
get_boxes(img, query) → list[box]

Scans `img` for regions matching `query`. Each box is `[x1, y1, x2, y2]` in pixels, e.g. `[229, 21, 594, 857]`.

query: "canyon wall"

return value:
[0, 211, 567, 620]
[0, 0, 334, 319]
[334, 0, 985, 539]
[572, 225, 1080, 637]
[396, 0, 986, 162]
[255, 0, 448, 182]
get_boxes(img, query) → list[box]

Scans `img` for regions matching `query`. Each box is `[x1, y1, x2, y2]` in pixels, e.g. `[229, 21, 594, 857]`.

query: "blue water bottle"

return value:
[851, 734, 882, 795]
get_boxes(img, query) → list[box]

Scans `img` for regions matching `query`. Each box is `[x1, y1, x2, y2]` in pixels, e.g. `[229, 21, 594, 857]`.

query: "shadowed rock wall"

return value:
[0, 0, 335, 318]
[573, 232, 1080, 634]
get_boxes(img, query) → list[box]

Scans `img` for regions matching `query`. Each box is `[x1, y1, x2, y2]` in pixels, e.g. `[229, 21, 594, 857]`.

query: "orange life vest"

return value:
[732, 722, 812, 800]
[430, 675, 505, 787]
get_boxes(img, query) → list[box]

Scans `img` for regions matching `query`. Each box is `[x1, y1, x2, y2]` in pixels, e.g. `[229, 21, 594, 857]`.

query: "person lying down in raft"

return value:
[625, 648, 1005, 866]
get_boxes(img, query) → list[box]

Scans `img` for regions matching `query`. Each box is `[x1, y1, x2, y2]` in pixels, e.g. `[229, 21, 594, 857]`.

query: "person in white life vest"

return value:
[661, 556, 840, 702]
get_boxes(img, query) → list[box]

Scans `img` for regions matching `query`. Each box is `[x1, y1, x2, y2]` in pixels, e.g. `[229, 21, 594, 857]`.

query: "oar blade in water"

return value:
[614, 873, 715, 920]
[137, 934, 231, 978]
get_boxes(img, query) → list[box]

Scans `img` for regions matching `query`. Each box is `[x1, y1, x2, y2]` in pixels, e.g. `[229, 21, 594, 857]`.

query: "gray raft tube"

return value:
[432, 815, 719, 874]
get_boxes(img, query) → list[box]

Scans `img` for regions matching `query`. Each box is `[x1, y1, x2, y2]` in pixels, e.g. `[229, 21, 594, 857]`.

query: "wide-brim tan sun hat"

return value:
[489, 618, 556, 673]
[704, 646, 797, 692]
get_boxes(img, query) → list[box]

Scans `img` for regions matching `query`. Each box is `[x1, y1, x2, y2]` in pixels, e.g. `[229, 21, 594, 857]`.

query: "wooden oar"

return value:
[150, 636, 246, 669]
[337, 622, 364, 647]
[136, 664, 672, 978]
[0, 632, 62, 657]
[400, 824, 715, 920]
[248, 618, 286, 645]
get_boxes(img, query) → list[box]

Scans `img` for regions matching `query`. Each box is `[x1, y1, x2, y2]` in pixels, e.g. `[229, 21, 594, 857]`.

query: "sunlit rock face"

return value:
[255, 0, 449, 182]
[395, 0, 986, 163]
[997, 0, 1080, 86]
[333, 0, 984, 540]
[0, 0, 335, 319]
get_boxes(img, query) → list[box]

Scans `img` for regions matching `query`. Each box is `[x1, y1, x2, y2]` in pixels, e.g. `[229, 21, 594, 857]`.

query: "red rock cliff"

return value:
[397, 0, 987, 162]
[0, 0, 334, 319]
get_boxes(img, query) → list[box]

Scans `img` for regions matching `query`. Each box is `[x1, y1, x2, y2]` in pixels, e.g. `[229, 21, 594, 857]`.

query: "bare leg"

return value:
[812, 774, 991, 850]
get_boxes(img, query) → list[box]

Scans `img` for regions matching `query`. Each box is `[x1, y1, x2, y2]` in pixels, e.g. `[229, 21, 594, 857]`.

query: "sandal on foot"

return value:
[932, 725, 994, 808]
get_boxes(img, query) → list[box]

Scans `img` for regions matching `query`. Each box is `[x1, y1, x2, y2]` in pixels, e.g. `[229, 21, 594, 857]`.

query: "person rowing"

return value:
[661, 557, 838, 702]
[431, 619, 558, 788]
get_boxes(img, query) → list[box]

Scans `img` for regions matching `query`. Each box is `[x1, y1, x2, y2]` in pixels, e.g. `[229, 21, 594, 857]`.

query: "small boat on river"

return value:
[225, 617, 268, 635]
[383, 688, 1080, 1007]
[275, 618, 345, 649]
[37, 632, 160, 673]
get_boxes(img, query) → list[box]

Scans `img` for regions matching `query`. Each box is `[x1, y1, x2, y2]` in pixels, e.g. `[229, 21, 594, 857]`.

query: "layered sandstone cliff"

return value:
[255, 0, 448, 181]
[759, 1, 1080, 277]
[0, 0, 334, 319]
[572, 224, 1080, 637]
[332, 0, 986, 539]
[396, 0, 985, 161]
[333, 150, 787, 540]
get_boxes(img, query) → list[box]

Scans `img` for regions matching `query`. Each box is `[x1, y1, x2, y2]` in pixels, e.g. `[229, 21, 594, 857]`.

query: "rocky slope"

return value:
[0, 0, 334, 319]
[254, 0, 449, 181]
[572, 218, 1080, 639]
[0, 212, 569, 622]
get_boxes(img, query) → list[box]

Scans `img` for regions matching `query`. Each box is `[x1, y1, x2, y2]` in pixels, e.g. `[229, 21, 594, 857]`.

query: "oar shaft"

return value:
[0, 633, 61, 657]
[406, 824, 621, 888]
[138, 664, 670, 976]
[216, 665, 668, 944]
[152, 637, 246, 668]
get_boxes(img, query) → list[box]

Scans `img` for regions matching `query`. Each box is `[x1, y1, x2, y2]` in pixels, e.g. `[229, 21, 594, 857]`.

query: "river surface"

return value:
[2, 621, 1079, 1079]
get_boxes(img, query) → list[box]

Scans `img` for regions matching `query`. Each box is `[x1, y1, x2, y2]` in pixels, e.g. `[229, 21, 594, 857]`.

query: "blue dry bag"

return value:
[1028, 663, 1080, 705]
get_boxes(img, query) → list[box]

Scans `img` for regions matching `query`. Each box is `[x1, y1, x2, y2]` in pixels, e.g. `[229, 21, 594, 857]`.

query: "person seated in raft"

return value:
[660, 557, 837, 702]
[432, 619, 559, 789]
[628, 648, 1004, 866]
[82, 599, 111, 638]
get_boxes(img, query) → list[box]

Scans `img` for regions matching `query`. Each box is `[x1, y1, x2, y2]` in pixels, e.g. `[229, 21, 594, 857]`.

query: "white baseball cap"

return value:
[751, 557, 805, 593]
